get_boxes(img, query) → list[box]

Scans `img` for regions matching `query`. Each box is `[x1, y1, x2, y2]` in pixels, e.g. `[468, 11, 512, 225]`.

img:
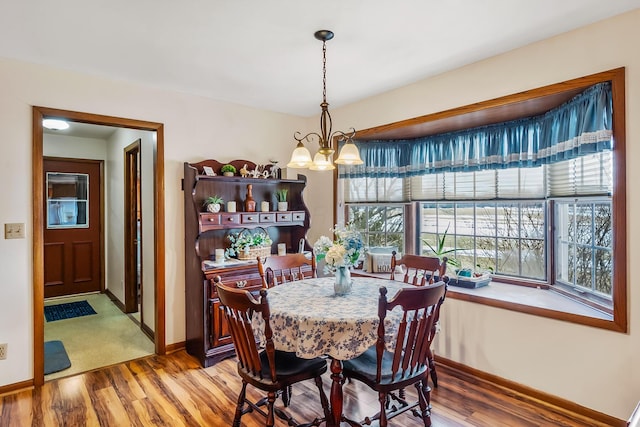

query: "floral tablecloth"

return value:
[252, 276, 412, 360]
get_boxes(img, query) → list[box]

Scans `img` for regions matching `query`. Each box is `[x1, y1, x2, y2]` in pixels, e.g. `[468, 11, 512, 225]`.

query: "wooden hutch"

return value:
[183, 159, 311, 367]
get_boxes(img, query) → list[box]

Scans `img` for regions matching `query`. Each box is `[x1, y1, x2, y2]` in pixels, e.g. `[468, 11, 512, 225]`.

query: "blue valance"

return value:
[339, 82, 612, 179]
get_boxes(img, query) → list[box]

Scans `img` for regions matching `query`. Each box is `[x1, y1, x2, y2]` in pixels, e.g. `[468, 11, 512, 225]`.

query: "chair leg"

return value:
[281, 385, 292, 407]
[266, 391, 277, 427]
[233, 382, 248, 427]
[415, 380, 432, 427]
[314, 376, 331, 422]
[378, 392, 388, 427]
[428, 350, 438, 388]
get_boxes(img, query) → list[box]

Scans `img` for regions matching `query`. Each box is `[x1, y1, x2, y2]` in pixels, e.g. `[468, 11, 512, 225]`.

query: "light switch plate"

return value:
[4, 223, 25, 239]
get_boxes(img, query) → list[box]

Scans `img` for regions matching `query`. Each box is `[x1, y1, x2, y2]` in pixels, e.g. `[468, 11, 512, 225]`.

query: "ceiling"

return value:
[43, 122, 118, 139]
[2, 1, 640, 119]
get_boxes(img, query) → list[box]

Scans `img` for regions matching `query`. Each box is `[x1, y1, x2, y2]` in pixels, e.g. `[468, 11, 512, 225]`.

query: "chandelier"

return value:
[287, 30, 363, 171]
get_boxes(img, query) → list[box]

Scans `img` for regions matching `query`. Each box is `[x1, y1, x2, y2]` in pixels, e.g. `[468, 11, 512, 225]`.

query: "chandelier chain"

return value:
[322, 41, 327, 103]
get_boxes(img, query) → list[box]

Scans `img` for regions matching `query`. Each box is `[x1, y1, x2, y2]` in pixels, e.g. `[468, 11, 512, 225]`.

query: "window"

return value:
[347, 204, 404, 250]
[46, 172, 90, 229]
[554, 198, 612, 304]
[337, 69, 626, 331]
[421, 200, 547, 281]
[416, 151, 613, 309]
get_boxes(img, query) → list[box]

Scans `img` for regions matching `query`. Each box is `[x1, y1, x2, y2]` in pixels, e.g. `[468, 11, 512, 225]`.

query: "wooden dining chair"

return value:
[390, 251, 447, 286]
[341, 282, 447, 427]
[390, 251, 448, 389]
[215, 279, 330, 427]
[258, 253, 317, 288]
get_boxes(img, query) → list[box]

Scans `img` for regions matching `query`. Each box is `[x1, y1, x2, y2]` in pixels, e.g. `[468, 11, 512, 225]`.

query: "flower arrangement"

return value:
[225, 228, 273, 260]
[314, 223, 365, 274]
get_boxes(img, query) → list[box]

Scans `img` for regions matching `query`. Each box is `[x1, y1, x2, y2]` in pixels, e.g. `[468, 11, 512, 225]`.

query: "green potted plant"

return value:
[203, 195, 224, 213]
[422, 224, 461, 269]
[275, 189, 288, 211]
[221, 164, 236, 176]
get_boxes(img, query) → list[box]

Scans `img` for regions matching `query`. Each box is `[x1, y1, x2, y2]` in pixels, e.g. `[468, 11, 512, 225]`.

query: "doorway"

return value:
[32, 106, 166, 386]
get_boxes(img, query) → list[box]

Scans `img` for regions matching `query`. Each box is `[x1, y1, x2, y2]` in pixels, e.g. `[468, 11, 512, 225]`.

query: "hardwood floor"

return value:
[0, 350, 612, 426]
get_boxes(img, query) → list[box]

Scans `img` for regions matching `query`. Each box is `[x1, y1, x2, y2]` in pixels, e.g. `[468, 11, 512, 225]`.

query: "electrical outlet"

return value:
[4, 223, 25, 239]
[0, 343, 7, 360]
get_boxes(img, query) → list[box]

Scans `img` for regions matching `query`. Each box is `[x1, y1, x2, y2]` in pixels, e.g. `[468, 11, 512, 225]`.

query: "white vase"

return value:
[277, 201, 288, 212]
[334, 266, 352, 296]
[206, 203, 221, 213]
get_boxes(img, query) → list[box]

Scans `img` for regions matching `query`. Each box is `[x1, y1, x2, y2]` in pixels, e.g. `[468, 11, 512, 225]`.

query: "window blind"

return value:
[548, 151, 612, 197]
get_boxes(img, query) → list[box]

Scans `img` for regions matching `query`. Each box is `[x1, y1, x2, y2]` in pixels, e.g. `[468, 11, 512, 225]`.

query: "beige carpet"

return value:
[44, 293, 154, 381]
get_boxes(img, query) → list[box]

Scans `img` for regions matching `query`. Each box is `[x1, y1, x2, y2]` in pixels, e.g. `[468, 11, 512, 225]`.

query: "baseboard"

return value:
[141, 322, 155, 341]
[437, 356, 625, 427]
[0, 379, 33, 397]
[166, 341, 185, 354]
[104, 289, 125, 312]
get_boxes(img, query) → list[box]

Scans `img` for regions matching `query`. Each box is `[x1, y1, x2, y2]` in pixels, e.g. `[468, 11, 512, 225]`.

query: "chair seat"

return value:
[263, 350, 327, 378]
[343, 346, 428, 386]
[239, 350, 328, 390]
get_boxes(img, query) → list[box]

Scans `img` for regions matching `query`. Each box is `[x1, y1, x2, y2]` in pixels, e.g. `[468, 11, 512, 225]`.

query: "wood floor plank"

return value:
[0, 350, 618, 426]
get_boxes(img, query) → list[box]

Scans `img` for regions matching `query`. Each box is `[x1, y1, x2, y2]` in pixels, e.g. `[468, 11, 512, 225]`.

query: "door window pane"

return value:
[46, 172, 89, 229]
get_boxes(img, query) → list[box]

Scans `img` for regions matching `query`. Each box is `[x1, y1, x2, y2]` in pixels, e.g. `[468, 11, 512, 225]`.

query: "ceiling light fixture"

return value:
[287, 30, 363, 170]
[42, 119, 69, 130]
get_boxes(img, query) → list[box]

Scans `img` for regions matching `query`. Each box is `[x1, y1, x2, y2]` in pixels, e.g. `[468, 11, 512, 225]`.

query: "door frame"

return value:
[32, 106, 166, 386]
[124, 140, 141, 314]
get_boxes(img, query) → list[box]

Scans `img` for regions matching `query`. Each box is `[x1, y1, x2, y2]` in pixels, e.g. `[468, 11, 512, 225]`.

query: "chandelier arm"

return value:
[294, 131, 323, 144]
[331, 128, 357, 141]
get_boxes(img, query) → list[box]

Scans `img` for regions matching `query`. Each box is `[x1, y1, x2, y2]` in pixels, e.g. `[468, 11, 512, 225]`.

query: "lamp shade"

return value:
[309, 152, 335, 171]
[287, 143, 313, 168]
[334, 141, 363, 165]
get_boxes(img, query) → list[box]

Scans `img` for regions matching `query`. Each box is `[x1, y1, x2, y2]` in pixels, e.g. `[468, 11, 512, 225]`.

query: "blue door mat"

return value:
[44, 300, 97, 322]
[44, 340, 71, 374]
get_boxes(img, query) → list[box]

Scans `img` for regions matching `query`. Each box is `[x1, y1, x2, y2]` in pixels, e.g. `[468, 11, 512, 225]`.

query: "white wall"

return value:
[0, 56, 302, 387]
[1, 8, 638, 421]
[43, 134, 108, 160]
[104, 128, 156, 332]
[324, 9, 640, 420]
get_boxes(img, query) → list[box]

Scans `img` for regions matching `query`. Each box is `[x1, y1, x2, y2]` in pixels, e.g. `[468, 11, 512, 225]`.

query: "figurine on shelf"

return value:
[269, 160, 280, 179]
[240, 164, 249, 178]
[250, 166, 262, 178]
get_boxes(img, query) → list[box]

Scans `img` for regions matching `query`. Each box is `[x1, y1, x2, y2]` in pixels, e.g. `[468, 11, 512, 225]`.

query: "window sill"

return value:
[352, 271, 618, 331]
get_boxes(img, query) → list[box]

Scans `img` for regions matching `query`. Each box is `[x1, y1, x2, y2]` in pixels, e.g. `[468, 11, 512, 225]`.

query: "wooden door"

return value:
[124, 140, 141, 313]
[44, 158, 102, 298]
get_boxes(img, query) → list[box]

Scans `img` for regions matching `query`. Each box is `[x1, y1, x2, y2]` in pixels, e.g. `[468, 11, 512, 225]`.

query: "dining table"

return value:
[252, 275, 412, 427]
